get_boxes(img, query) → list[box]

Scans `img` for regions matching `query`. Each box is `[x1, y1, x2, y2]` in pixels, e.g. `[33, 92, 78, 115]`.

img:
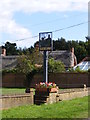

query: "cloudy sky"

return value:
[0, 0, 89, 48]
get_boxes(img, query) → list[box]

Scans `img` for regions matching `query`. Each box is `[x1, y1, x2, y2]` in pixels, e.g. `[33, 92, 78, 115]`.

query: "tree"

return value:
[16, 54, 36, 92]
[4, 42, 18, 55]
[17, 54, 35, 74]
[85, 40, 90, 56]
[75, 45, 87, 63]
[53, 37, 66, 50]
[16, 50, 43, 92]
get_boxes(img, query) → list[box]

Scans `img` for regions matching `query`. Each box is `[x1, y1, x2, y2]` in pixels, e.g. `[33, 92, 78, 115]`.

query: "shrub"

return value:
[2, 69, 18, 74]
[88, 68, 90, 72]
[48, 58, 65, 73]
[67, 66, 88, 73]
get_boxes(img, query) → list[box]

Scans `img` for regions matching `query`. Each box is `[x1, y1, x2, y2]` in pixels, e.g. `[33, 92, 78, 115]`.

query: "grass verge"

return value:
[2, 96, 89, 119]
[1, 88, 26, 95]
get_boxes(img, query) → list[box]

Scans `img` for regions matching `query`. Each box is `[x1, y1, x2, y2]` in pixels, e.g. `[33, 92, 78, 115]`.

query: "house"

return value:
[0, 46, 18, 70]
[1, 46, 77, 70]
[35, 42, 77, 69]
[73, 57, 90, 71]
[49, 48, 77, 69]
[1, 56, 18, 70]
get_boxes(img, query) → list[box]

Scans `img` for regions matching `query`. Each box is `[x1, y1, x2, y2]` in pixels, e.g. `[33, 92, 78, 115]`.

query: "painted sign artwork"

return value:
[39, 32, 53, 51]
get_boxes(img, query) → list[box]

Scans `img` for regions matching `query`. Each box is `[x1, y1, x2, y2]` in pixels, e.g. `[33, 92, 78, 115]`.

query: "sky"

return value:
[0, 0, 89, 48]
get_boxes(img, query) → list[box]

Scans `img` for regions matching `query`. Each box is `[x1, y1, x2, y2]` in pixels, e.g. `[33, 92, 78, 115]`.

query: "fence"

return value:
[1, 73, 89, 88]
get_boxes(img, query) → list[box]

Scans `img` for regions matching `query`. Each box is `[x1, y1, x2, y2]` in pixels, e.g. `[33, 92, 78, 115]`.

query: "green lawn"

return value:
[1, 87, 69, 95]
[2, 96, 89, 119]
[1, 88, 26, 95]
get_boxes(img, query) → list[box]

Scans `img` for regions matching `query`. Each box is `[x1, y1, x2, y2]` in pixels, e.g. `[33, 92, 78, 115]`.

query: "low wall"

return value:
[57, 88, 89, 101]
[47, 88, 90, 104]
[0, 88, 89, 109]
[2, 73, 89, 88]
[0, 90, 34, 110]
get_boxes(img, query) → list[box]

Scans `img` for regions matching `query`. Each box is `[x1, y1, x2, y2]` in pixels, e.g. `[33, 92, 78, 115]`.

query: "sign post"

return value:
[39, 32, 53, 83]
[43, 50, 48, 83]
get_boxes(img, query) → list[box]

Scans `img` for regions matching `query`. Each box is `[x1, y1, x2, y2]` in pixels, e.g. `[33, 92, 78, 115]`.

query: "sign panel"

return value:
[39, 32, 53, 51]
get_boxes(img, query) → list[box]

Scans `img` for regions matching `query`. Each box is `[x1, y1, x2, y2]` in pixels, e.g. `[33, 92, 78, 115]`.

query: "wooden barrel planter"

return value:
[34, 87, 58, 105]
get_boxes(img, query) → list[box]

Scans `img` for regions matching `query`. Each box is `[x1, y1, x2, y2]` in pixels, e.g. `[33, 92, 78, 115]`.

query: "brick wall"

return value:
[1, 90, 34, 109]
[1, 88, 89, 109]
[2, 73, 89, 88]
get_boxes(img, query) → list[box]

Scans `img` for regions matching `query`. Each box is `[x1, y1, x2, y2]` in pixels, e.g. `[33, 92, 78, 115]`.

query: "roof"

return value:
[80, 57, 90, 62]
[73, 57, 90, 71]
[49, 50, 76, 68]
[1, 56, 18, 70]
[1, 50, 77, 70]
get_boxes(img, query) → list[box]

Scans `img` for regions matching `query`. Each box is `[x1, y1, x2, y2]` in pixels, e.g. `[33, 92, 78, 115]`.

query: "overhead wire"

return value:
[51, 21, 89, 33]
[1, 20, 89, 45]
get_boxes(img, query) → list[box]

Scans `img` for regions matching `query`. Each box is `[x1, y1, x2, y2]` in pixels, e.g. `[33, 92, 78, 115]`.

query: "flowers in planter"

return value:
[36, 82, 57, 88]
[35, 82, 59, 93]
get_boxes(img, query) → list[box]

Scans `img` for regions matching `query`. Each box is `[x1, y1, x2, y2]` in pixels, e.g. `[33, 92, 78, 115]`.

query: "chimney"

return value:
[70, 47, 77, 67]
[35, 42, 39, 51]
[71, 47, 74, 54]
[1, 48, 6, 56]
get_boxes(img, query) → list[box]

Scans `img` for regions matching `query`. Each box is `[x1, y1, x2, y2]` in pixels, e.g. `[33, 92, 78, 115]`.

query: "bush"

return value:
[74, 66, 82, 72]
[48, 58, 65, 73]
[88, 68, 90, 72]
[2, 69, 18, 75]
[67, 66, 88, 73]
